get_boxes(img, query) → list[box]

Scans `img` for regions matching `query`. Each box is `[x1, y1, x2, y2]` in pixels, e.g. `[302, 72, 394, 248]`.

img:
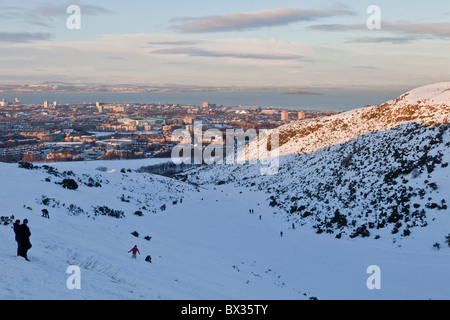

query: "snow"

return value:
[1, 83, 450, 300]
[238, 82, 450, 161]
[1, 154, 450, 300]
[399, 82, 450, 107]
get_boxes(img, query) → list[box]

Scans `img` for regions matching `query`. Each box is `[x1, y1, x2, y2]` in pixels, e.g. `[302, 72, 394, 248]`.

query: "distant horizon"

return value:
[0, 86, 410, 111]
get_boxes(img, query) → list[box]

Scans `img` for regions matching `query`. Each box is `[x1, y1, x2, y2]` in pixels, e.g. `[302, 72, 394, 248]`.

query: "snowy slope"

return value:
[184, 84, 450, 243]
[185, 123, 450, 238]
[238, 82, 450, 160]
[1, 83, 450, 300]
[1, 159, 450, 300]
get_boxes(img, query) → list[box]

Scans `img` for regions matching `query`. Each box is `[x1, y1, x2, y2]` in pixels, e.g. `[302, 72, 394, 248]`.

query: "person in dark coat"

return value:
[17, 219, 32, 261]
[13, 220, 21, 256]
[41, 209, 49, 219]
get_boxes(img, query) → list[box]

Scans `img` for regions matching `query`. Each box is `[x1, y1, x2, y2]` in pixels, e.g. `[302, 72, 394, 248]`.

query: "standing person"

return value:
[17, 219, 32, 261]
[13, 220, 21, 256]
[128, 245, 140, 259]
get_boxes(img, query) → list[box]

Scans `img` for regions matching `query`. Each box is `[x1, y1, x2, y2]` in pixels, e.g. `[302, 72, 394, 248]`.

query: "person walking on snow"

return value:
[128, 245, 140, 259]
[17, 219, 32, 261]
[13, 220, 21, 256]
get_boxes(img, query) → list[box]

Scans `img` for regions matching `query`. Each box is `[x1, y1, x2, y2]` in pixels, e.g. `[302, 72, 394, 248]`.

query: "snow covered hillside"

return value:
[238, 82, 450, 160]
[184, 123, 450, 240]
[1, 159, 328, 300]
[1, 157, 450, 300]
[1, 83, 450, 300]
[184, 83, 450, 241]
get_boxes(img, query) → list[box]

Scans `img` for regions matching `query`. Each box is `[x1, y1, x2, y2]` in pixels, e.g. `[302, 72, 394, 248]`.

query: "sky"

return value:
[0, 0, 449, 89]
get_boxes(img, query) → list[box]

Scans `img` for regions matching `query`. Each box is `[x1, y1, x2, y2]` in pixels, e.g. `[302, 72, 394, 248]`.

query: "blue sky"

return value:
[0, 0, 449, 89]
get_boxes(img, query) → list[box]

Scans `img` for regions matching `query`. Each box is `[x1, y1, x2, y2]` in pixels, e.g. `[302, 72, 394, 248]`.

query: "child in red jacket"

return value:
[128, 245, 140, 259]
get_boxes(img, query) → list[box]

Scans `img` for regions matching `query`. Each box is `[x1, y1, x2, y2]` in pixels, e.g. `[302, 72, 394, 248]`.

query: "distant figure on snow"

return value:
[145, 255, 152, 263]
[13, 220, 21, 256]
[128, 245, 140, 259]
[41, 209, 49, 219]
[17, 219, 32, 261]
[280, 231, 283, 237]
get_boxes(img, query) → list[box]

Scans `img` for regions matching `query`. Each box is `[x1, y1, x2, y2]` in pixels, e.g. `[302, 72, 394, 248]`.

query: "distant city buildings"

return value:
[0, 97, 340, 162]
[298, 111, 306, 120]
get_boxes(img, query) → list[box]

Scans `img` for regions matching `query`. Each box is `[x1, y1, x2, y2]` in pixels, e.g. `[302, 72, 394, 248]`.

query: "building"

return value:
[97, 102, 104, 113]
[261, 110, 278, 114]
[44, 101, 49, 108]
[298, 111, 306, 120]
[281, 111, 289, 121]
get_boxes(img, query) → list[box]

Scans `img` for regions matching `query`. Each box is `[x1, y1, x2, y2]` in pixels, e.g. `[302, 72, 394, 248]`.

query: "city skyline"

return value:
[0, 0, 449, 89]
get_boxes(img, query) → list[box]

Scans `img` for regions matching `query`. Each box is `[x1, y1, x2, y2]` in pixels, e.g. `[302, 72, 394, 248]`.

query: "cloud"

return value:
[0, 1, 112, 27]
[33, 1, 113, 17]
[348, 36, 418, 44]
[309, 23, 364, 31]
[310, 21, 450, 39]
[151, 46, 306, 61]
[0, 32, 52, 43]
[170, 6, 355, 33]
[148, 40, 202, 46]
[388, 22, 450, 37]
[352, 65, 380, 70]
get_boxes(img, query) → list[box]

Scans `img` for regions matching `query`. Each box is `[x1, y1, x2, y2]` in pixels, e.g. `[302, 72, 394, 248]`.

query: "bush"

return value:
[134, 211, 143, 216]
[131, 231, 139, 237]
[0, 215, 14, 226]
[67, 204, 85, 216]
[331, 210, 347, 228]
[350, 224, 370, 238]
[18, 161, 39, 170]
[120, 195, 130, 202]
[269, 196, 278, 207]
[445, 234, 450, 247]
[144, 235, 152, 241]
[93, 206, 124, 218]
[61, 178, 78, 190]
